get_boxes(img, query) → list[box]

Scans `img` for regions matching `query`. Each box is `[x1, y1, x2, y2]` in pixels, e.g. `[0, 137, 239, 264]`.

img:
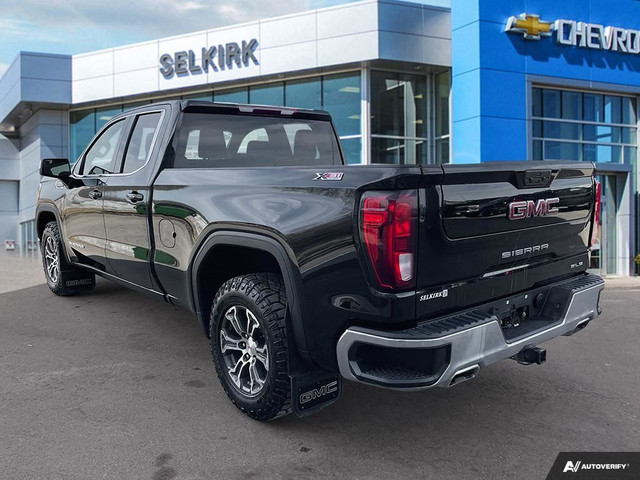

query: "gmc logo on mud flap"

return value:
[300, 381, 338, 404]
[508, 197, 560, 220]
[65, 279, 92, 287]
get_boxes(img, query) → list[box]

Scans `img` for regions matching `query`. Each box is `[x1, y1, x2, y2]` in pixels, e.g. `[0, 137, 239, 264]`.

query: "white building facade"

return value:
[0, 0, 452, 257]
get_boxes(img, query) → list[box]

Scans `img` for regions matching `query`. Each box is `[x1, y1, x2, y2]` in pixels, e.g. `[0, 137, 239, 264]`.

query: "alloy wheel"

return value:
[219, 305, 270, 397]
[44, 236, 60, 284]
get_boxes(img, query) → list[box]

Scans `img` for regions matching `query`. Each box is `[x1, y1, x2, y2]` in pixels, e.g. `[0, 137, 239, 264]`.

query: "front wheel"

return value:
[210, 273, 291, 421]
[40, 221, 95, 296]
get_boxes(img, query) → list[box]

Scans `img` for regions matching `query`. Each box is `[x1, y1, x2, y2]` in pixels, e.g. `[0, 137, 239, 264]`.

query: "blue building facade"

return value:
[451, 0, 640, 275]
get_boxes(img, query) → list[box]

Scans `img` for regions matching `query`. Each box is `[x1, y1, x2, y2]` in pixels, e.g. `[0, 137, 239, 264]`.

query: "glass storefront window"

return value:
[624, 146, 637, 164]
[322, 72, 361, 137]
[215, 87, 248, 104]
[544, 141, 583, 162]
[123, 101, 151, 114]
[68, 69, 451, 169]
[604, 95, 622, 124]
[182, 92, 213, 102]
[340, 137, 363, 165]
[583, 124, 621, 143]
[542, 89, 561, 118]
[531, 87, 637, 165]
[435, 71, 450, 140]
[370, 70, 435, 165]
[622, 97, 636, 124]
[434, 71, 451, 164]
[532, 88, 637, 277]
[602, 175, 618, 275]
[532, 88, 542, 117]
[584, 93, 604, 122]
[544, 121, 582, 141]
[250, 82, 284, 106]
[285, 78, 321, 110]
[70, 110, 95, 163]
[371, 71, 427, 139]
[435, 137, 449, 164]
[561, 90, 582, 120]
[95, 106, 122, 132]
[20, 220, 38, 257]
[371, 137, 427, 165]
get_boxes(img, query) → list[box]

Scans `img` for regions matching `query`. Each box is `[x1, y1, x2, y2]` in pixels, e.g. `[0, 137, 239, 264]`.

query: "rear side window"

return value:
[172, 112, 341, 168]
[121, 112, 162, 174]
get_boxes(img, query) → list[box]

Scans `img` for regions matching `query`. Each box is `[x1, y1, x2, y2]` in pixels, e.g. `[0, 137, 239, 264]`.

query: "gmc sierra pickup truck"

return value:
[37, 100, 604, 421]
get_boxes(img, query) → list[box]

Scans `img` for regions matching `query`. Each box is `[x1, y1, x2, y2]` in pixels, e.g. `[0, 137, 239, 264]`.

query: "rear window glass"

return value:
[122, 112, 162, 173]
[172, 113, 341, 168]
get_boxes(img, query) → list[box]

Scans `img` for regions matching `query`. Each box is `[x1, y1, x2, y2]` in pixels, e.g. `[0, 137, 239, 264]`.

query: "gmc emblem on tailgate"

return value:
[508, 197, 560, 220]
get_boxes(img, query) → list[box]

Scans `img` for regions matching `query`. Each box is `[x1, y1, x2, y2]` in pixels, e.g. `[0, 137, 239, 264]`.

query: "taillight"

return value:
[360, 190, 418, 290]
[590, 180, 601, 247]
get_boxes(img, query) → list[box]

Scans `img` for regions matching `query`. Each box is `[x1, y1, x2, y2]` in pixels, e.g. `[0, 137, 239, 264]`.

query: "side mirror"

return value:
[40, 158, 71, 179]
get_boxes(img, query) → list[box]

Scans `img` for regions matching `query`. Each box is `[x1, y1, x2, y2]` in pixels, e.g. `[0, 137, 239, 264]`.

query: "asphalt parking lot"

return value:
[0, 272, 638, 480]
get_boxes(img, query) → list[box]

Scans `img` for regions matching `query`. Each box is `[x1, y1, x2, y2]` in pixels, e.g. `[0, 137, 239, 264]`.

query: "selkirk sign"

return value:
[159, 39, 259, 78]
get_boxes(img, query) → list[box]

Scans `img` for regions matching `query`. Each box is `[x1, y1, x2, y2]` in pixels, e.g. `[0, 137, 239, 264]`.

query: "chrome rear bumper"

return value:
[336, 274, 604, 390]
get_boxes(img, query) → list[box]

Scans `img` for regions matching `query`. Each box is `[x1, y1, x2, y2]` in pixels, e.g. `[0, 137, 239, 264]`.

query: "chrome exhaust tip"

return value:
[449, 364, 480, 387]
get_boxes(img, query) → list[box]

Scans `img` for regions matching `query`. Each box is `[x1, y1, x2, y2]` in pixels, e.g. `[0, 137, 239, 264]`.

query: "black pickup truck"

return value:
[37, 100, 604, 420]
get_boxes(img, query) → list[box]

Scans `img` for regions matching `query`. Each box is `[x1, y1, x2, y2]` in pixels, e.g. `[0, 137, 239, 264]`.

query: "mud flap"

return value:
[62, 269, 95, 291]
[290, 371, 342, 417]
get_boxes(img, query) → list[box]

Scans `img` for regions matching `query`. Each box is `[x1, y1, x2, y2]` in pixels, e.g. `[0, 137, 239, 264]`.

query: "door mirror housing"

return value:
[40, 158, 71, 179]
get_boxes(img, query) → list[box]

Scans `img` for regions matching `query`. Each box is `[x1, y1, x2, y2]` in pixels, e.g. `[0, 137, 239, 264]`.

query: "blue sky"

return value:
[0, 0, 447, 76]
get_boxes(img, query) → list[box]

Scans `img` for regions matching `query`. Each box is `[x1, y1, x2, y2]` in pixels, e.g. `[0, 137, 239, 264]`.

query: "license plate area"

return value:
[481, 285, 561, 343]
[500, 305, 530, 329]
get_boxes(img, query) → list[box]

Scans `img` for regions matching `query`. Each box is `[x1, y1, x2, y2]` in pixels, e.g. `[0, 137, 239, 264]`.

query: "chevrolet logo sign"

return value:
[506, 13, 553, 40]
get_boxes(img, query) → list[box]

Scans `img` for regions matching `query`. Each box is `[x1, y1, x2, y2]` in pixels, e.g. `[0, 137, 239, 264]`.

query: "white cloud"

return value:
[0, 0, 364, 63]
[0, 63, 8, 77]
[2, 0, 313, 40]
[176, 1, 208, 12]
[0, 19, 32, 36]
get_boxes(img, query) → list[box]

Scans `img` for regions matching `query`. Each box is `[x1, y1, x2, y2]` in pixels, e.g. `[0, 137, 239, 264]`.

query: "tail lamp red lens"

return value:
[590, 180, 602, 247]
[360, 190, 418, 290]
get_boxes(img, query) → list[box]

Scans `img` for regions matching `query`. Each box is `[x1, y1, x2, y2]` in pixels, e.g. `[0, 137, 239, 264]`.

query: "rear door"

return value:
[416, 162, 595, 319]
[62, 118, 128, 269]
[102, 110, 165, 289]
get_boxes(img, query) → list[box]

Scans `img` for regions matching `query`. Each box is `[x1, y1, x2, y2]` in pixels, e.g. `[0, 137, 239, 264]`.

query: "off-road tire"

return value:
[210, 273, 291, 421]
[40, 221, 95, 296]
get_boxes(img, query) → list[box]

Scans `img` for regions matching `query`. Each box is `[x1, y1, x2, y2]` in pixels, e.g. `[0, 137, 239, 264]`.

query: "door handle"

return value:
[89, 189, 102, 199]
[126, 192, 144, 203]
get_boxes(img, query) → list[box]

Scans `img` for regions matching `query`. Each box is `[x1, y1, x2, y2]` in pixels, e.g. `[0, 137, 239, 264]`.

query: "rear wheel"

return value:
[40, 221, 95, 296]
[210, 273, 291, 421]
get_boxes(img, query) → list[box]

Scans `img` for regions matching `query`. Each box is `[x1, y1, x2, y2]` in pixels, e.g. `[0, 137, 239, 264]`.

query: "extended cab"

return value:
[37, 101, 604, 420]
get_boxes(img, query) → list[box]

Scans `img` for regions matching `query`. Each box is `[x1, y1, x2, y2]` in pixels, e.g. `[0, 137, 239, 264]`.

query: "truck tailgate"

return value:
[416, 162, 595, 320]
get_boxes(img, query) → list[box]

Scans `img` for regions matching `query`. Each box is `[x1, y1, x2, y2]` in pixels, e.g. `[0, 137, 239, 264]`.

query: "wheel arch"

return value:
[189, 231, 311, 362]
[36, 206, 58, 240]
[36, 204, 73, 264]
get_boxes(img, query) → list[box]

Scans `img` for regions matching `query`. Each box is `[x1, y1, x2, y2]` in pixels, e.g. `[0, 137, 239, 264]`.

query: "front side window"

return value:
[81, 120, 125, 175]
[122, 113, 162, 174]
[172, 112, 341, 168]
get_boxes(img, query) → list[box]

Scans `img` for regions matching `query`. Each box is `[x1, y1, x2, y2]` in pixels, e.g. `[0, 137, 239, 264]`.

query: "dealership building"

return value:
[0, 0, 638, 276]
